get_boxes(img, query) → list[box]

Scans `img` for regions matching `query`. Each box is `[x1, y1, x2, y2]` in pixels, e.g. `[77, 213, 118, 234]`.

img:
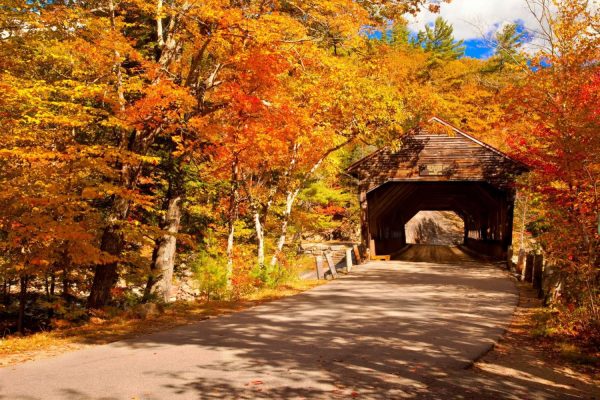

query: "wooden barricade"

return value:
[345, 248, 353, 273]
[313, 244, 360, 280]
[315, 255, 325, 280]
[523, 253, 534, 282]
[352, 244, 362, 265]
[325, 252, 337, 279]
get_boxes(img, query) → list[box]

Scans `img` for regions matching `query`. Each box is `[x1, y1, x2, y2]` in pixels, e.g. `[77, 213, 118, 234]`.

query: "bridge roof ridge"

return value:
[347, 116, 529, 175]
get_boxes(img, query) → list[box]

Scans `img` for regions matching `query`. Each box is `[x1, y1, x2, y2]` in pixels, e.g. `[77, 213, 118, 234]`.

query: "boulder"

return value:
[133, 303, 164, 319]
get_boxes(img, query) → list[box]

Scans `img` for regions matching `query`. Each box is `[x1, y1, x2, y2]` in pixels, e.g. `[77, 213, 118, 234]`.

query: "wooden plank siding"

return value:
[348, 119, 528, 259]
[348, 134, 526, 192]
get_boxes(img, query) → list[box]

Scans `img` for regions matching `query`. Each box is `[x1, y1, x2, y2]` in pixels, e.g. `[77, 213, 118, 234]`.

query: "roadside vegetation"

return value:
[1, 278, 321, 366]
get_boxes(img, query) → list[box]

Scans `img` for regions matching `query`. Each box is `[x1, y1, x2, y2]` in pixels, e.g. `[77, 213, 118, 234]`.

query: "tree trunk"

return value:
[141, 275, 156, 303]
[156, 0, 164, 48]
[226, 220, 235, 289]
[62, 268, 71, 303]
[87, 263, 119, 309]
[225, 155, 239, 287]
[3, 280, 10, 306]
[87, 223, 124, 309]
[152, 196, 182, 302]
[17, 275, 28, 335]
[49, 272, 55, 297]
[270, 188, 300, 267]
[254, 209, 266, 269]
[44, 274, 50, 299]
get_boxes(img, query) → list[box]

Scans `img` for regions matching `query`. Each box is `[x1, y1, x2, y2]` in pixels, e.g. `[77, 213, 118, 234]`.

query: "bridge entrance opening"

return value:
[405, 211, 464, 246]
[363, 181, 513, 258]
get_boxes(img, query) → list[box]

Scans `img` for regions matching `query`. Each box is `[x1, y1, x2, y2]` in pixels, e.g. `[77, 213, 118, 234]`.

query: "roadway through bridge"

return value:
[0, 251, 524, 399]
[392, 244, 476, 263]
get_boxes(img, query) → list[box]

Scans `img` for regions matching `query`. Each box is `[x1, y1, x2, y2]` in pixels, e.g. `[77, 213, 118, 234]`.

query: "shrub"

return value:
[191, 244, 229, 301]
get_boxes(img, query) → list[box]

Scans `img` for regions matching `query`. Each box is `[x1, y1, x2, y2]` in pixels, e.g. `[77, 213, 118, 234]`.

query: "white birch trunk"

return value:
[225, 156, 239, 287]
[254, 209, 265, 268]
[226, 221, 235, 289]
[270, 188, 300, 267]
[156, 0, 164, 48]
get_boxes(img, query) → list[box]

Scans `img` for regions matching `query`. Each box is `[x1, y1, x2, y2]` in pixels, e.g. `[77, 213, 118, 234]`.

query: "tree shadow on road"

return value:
[2, 262, 595, 399]
[106, 263, 585, 399]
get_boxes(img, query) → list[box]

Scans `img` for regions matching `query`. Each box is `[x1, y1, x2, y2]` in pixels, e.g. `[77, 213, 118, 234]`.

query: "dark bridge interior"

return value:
[367, 181, 514, 259]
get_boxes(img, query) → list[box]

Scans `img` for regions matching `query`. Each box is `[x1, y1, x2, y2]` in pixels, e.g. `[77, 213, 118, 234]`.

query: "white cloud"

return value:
[407, 0, 539, 41]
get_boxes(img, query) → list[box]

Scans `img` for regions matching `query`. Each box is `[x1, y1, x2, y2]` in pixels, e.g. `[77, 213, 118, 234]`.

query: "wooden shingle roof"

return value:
[347, 117, 528, 192]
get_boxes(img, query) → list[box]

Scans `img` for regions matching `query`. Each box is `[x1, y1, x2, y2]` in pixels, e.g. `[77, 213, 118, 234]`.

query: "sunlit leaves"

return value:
[501, 0, 599, 328]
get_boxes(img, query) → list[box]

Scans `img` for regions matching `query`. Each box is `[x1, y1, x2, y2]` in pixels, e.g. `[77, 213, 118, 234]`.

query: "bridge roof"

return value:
[347, 117, 529, 192]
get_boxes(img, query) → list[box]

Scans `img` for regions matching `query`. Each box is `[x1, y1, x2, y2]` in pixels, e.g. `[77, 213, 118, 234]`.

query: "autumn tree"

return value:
[503, 0, 600, 338]
[0, 0, 451, 330]
[388, 19, 411, 46]
[0, 1, 125, 329]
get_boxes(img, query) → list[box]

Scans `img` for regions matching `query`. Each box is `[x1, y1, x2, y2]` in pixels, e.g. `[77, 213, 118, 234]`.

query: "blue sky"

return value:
[462, 39, 494, 59]
[369, 33, 498, 59]
[407, 0, 541, 59]
[369, 0, 538, 60]
[371, 26, 527, 60]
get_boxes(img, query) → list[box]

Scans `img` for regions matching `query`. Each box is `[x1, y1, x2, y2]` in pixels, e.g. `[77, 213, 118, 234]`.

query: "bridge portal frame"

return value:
[347, 118, 528, 259]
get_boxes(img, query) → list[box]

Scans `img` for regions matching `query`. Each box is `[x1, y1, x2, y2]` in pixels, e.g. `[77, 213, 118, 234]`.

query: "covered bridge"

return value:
[347, 117, 528, 260]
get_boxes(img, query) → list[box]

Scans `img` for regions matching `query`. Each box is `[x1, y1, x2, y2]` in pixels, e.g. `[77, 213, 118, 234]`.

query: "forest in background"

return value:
[0, 0, 598, 347]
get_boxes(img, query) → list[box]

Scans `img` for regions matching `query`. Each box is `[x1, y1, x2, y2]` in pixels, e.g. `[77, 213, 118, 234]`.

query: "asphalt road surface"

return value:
[0, 246, 518, 399]
[393, 244, 476, 263]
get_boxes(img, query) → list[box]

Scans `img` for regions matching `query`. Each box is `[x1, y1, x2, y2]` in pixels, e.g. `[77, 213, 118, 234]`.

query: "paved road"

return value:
[0, 248, 517, 399]
[393, 244, 476, 263]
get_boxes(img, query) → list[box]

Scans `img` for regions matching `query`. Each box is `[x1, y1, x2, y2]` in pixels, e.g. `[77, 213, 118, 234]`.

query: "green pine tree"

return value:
[415, 17, 465, 67]
[486, 23, 526, 72]
[388, 19, 410, 47]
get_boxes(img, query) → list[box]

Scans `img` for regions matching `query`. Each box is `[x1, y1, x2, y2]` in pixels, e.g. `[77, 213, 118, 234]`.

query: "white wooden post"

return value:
[345, 248, 353, 273]
[315, 255, 325, 280]
[325, 252, 337, 279]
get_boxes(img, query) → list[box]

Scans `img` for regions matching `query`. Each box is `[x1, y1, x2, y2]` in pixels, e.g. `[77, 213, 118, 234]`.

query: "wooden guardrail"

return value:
[508, 246, 557, 301]
[315, 245, 363, 280]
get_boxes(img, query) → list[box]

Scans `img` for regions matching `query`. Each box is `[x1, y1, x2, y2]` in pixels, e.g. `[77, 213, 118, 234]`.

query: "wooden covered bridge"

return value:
[348, 117, 528, 260]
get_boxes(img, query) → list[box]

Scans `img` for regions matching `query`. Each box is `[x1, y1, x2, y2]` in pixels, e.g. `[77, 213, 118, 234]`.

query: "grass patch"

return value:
[531, 308, 558, 337]
[0, 279, 323, 366]
[557, 342, 599, 366]
[532, 308, 600, 367]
